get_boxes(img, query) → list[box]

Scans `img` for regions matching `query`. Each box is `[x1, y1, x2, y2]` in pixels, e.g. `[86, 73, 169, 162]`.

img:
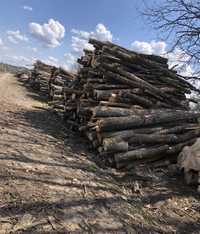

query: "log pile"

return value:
[63, 39, 200, 169]
[28, 60, 54, 93]
[49, 67, 75, 113]
[16, 71, 30, 81]
[28, 60, 74, 103]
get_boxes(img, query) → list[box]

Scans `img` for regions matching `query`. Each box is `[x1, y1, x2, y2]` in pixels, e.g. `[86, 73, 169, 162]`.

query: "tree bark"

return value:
[97, 111, 200, 132]
[115, 145, 169, 163]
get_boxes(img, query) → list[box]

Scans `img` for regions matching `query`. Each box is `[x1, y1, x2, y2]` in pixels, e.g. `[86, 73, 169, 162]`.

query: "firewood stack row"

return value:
[29, 60, 75, 112]
[49, 67, 75, 114]
[63, 38, 200, 169]
[29, 60, 55, 94]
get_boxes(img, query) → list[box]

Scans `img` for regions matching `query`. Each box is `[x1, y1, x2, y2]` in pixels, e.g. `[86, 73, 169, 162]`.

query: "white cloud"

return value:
[71, 23, 113, 53]
[94, 23, 113, 42]
[32, 47, 38, 52]
[7, 30, 28, 44]
[29, 19, 65, 48]
[48, 56, 58, 64]
[60, 24, 113, 72]
[0, 55, 33, 67]
[131, 40, 166, 55]
[64, 52, 76, 64]
[0, 38, 3, 46]
[23, 5, 33, 11]
[64, 52, 79, 71]
[71, 36, 94, 53]
[72, 23, 113, 42]
[0, 38, 7, 50]
[71, 29, 90, 40]
[27, 46, 38, 53]
[13, 55, 32, 64]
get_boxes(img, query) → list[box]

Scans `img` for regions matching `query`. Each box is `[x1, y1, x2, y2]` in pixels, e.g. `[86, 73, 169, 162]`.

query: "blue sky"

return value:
[0, 0, 192, 74]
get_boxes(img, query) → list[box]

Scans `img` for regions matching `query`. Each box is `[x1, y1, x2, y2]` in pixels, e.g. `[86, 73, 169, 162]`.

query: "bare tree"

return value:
[143, 0, 200, 78]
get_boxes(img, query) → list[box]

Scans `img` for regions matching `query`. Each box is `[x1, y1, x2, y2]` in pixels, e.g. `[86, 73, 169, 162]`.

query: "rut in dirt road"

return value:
[0, 73, 200, 234]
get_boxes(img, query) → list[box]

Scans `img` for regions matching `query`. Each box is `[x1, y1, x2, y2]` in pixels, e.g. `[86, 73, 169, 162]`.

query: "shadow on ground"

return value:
[17, 77, 49, 103]
[0, 75, 198, 233]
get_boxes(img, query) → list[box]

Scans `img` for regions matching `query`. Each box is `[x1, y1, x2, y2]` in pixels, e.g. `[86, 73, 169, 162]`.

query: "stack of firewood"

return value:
[49, 67, 75, 114]
[28, 60, 74, 105]
[63, 38, 200, 169]
[29, 60, 54, 94]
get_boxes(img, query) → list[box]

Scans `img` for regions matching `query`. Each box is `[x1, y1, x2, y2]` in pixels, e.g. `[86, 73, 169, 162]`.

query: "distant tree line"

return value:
[0, 63, 29, 74]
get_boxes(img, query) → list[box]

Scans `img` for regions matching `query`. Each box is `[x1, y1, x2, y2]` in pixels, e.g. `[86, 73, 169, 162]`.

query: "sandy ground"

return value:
[0, 73, 200, 234]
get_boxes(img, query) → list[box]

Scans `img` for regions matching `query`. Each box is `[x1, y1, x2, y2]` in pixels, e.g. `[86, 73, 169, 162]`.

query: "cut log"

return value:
[93, 106, 149, 118]
[121, 91, 154, 108]
[97, 111, 200, 132]
[103, 138, 128, 153]
[115, 145, 169, 163]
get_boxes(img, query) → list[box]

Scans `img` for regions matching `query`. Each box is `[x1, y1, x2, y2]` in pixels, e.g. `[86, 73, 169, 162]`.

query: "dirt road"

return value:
[0, 73, 200, 233]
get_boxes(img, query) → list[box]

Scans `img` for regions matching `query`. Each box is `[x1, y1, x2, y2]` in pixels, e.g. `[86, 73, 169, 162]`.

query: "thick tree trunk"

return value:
[97, 111, 200, 132]
[115, 145, 169, 163]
